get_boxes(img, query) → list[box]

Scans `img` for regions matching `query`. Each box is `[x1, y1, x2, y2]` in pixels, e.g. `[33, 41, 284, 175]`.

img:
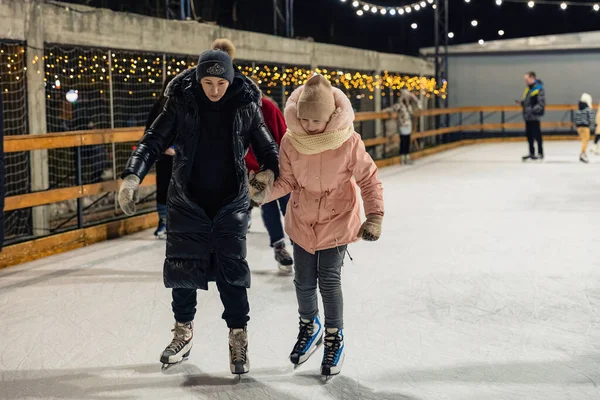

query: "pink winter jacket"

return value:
[267, 85, 384, 254]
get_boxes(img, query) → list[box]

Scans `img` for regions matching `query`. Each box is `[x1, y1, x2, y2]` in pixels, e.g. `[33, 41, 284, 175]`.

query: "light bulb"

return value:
[414, 4, 421, 10]
[496, 0, 502, 5]
[448, 32, 455, 38]
[471, 20, 478, 26]
[420, 1, 427, 6]
[498, 30, 505, 36]
[528, 1, 534, 8]
[405, 6, 412, 13]
[465, 0, 471, 3]
[371, 6, 377, 13]
[398, 8, 405, 14]
[380, 8, 387, 14]
[341, 0, 347, 2]
[428, 0, 434, 3]
[352, 1, 359, 7]
[595, 4, 600, 11]
[560, 2, 567, 9]
[363, 4, 369, 11]
[357, 9, 364, 15]
[411, 23, 418, 29]
[432, 4, 437, 8]
[390, 8, 397, 15]
[478, 39, 485, 45]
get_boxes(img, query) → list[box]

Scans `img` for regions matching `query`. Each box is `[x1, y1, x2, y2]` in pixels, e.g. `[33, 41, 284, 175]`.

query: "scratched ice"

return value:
[2, 141, 600, 400]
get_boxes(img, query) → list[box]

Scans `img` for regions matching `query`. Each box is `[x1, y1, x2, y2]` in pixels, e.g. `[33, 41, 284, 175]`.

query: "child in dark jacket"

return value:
[573, 93, 594, 163]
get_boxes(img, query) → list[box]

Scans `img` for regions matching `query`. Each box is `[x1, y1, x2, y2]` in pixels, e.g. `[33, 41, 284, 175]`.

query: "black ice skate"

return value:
[290, 316, 323, 367]
[160, 321, 193, 370]
[522, 154, 538, 162]
[321, 328, 344, 378]
[274, 239, 293, 273]
[154, 217, 167, 239]
[229, 327, 249, 376]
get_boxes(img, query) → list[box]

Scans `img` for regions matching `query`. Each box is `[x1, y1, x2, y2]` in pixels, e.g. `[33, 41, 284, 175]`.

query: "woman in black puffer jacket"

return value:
[118, 39, 279, 374]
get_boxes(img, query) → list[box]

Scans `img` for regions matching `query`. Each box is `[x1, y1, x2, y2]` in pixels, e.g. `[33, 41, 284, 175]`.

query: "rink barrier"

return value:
[0, 104, 585, 269]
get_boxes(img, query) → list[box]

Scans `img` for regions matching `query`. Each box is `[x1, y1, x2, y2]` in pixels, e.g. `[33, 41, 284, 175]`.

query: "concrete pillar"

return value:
[25, 0, 49, 236]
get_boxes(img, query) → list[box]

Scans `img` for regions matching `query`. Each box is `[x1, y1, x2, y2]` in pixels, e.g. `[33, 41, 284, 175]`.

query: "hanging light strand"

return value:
[344, 0, 434, 16]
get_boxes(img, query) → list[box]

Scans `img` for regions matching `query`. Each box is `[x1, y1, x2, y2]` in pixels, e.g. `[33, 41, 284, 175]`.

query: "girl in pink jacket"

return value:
[249, 74, 384, 376]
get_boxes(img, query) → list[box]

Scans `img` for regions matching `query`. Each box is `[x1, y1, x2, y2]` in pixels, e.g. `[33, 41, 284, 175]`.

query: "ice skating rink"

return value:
[3, 141, 600, 400]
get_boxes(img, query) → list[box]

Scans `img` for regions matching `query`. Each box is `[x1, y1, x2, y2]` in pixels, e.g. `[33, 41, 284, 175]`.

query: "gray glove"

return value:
[248, 170, 274, 205]
[118, 174, 140, 216]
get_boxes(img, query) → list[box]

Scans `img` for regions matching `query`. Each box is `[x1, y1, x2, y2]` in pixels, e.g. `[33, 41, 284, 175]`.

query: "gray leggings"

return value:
[293, 244, 346, 329]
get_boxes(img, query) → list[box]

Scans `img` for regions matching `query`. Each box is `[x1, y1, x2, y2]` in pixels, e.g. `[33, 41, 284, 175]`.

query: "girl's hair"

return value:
[212, 38, 236, 60]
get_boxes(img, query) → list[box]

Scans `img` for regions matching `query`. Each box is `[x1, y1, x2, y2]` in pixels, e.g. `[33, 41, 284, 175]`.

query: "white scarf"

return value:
[286, 126, 354, 155]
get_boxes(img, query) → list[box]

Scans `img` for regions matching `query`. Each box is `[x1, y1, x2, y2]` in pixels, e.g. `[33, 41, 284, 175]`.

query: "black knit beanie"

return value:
[196, 49, 234, 84]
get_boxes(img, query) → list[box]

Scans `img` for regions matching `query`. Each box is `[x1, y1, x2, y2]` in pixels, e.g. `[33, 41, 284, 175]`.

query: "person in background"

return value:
[245, 96, 293, 272]
[573, 93, 594, 164]
[118, 39, 279, 374]
[145, 74, 176, 238]
[518, 71, 546, 162]
[391, 89, 421, 165]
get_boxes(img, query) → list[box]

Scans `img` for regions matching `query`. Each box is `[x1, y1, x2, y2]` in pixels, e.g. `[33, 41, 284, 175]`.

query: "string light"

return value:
[498, 29, 505, 35]
[528, 1, 534, 8]
[411, 23, 418, 29]
[471, 20, 478, 26]
[448, 32, 455, 38]
[594, 4, 599, 11]
[340, 0, 430, 16]
[560, 2, 567, 9]
[478, 39, 485, 45]
[496, 0, 503, 5]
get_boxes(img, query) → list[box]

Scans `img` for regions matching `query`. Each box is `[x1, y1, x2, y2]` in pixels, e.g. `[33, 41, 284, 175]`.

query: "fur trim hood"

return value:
[285, 85, 354, 134]
[165, 67, 262, 106]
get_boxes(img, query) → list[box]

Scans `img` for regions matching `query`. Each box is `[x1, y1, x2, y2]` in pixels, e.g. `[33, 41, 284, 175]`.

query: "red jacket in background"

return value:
[245, 97, 287, 173]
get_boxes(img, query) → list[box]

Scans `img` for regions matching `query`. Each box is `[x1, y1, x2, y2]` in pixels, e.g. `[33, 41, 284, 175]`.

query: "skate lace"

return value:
[323, 331, 343, 365]
[293, 320, 313, 353]
[166, 324, 191, 353]
[230, 331, 247, 363]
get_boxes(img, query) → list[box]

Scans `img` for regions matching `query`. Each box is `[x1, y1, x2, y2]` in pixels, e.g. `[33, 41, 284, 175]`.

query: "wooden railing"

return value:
[4, 104, 583, 212]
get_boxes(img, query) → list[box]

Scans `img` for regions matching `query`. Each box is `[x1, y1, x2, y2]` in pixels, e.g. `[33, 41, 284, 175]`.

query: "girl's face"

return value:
[300, 119, 328, 135]
[200, 77, 230, 102]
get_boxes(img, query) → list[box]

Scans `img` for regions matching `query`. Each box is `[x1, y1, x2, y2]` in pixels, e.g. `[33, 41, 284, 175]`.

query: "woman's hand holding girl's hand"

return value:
[358, 214, 383, 241]
[248, 170, 275, 205]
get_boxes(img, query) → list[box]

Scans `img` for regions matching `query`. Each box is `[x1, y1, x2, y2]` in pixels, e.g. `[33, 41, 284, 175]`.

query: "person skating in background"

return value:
[145, 74, 176, 238]
[518, 71, 546, 162]
[391, 89, 421, 165]
[245, 96, 294, 272]
[118, 39, 279, 374]
[573, 93, 594, 164]
[249, 74, 384, 377]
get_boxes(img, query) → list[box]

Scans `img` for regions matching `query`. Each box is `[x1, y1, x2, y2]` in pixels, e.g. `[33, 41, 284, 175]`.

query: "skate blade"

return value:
[277, 264, 293, 275]
[161, 357, 188, 371]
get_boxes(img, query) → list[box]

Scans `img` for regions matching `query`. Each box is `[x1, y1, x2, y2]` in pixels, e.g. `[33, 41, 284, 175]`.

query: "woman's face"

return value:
[200, 77, 230, 102]
[300, 119, 328, 135]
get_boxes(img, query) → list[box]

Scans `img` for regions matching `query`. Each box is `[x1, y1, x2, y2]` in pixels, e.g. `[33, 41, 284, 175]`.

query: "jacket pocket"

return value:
[324, 184, 355, 216]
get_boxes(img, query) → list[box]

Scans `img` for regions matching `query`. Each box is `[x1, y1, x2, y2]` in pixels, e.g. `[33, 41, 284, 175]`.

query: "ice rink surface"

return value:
[3, 141, 600, 400]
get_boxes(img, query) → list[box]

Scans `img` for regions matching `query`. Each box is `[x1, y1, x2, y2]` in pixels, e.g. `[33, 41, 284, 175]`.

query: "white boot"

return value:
[229, 327, 249, 374]
[160, 321, 193, 366]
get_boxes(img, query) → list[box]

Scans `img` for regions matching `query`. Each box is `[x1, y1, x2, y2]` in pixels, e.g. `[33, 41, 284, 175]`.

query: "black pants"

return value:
[172, 256, 249, 329]
[595, 134, 600, 145]
[525, 121, 543, 157]
[400, 134, 411, 155]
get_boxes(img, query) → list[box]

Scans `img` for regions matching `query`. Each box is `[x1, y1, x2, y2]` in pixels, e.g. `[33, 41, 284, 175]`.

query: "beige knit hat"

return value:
[297, 74, 336, 121]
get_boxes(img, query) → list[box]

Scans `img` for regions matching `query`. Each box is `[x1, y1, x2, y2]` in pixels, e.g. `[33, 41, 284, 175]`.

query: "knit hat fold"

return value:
[297, 74, 336, 121]
[196, 39, 236, 84]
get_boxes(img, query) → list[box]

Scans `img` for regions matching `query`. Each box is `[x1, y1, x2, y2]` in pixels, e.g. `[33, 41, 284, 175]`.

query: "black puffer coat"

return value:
[123, 68, 279, 289]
